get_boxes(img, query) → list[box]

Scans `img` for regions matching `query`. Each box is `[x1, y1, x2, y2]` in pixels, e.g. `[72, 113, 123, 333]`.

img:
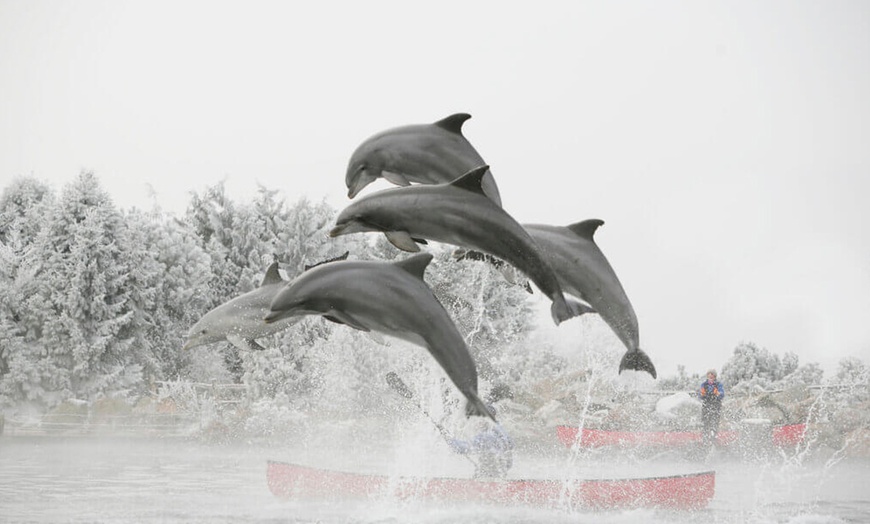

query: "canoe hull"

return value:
[266, 460, 715, 510]
[557, 423, 807, 449]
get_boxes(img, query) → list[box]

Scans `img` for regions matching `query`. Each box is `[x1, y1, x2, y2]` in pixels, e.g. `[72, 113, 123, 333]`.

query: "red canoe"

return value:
[266, 460, 715, 510]
[557, 423, 806, 449]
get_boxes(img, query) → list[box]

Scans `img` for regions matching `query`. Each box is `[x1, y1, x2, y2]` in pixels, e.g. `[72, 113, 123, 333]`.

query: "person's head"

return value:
[706, 369, 717, 382]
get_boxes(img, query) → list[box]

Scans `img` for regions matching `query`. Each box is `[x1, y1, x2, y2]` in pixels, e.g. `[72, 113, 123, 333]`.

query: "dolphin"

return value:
[345, 113, 502, 206]
[522, 220, 656, 378]
[264, 253, 493, 420]
[182, 253, 349, 352]
[329, 166, 593, 326]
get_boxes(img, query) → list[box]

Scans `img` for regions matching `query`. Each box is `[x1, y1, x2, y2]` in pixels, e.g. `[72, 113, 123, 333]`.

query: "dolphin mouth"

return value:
[328, 224, 347, 238]
[181, 333, 201, 351]
[329, 219, 379, 238]
[263, 310, 288, 324]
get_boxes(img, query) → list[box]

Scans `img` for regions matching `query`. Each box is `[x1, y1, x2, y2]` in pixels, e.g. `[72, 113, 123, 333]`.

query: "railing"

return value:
[2, 412, 198, 437]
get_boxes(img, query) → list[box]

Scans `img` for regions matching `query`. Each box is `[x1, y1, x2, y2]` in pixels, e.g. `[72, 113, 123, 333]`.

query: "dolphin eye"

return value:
[200, 329, 207, 335]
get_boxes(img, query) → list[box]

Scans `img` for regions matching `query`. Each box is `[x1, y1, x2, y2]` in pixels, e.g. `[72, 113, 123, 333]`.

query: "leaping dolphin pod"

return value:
[182, 253, 349, 352]
[523, 221, 656, 378]
[345, 113, 502, 206]
[329, 166, 593, 326]
[264, 253, 493, 420]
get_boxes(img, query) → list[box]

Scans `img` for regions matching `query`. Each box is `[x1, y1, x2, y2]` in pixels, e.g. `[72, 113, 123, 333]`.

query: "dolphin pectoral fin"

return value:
[550, 297, 596, 325]
[381, 170, 411, 186]
[385, 231, 422, 252]
[569, 299, 596, 316]
[227, 334, 266, 351]
[619, 349, 657, 379]
[323, 312, 371, 332]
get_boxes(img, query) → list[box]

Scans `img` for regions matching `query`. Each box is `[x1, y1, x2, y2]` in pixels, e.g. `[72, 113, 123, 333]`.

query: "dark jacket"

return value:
[700, 380, 725, 404]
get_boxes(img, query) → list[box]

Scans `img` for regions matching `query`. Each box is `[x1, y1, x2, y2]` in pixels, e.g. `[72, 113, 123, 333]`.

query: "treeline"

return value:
[0, 172, 535, 412]
[2, 172, 867, 428]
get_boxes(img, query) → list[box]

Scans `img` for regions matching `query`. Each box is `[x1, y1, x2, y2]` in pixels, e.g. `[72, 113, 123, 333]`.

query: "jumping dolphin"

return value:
[182, 253, 349, 352]
[264, 253, 493, 420]
[329, 166, 592, 326]
[523, 221, 656, 378]
[345, 113, 502, 206]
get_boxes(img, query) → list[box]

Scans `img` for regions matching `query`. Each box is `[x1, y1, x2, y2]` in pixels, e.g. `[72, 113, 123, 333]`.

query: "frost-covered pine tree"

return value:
[721, 341, 786, 392]
[9, 172, 146, 405]
[0, 177, 55, 406]
[121, 208, 217, 382]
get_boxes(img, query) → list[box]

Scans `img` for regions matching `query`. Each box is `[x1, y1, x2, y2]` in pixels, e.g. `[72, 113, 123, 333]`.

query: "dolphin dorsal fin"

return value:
[260, 262, 283, 286]
[567, 219, 605, 241]
[450, 165, 490, 195]
[434, 113, 472, 135]
[394, 253, 434, 280]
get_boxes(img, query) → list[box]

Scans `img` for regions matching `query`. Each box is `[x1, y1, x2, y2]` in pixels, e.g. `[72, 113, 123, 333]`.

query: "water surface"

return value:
[1, 435, 867, 523]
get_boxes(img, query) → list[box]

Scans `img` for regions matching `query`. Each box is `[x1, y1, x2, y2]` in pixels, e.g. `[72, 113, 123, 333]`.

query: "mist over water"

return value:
[2, 417, 868, 524]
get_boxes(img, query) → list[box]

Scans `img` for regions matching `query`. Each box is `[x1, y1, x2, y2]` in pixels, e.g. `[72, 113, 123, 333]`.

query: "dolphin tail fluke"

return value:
[619, 349, 657, 379]
[464, 391, 497, 422]
[550, 297, 596, 325]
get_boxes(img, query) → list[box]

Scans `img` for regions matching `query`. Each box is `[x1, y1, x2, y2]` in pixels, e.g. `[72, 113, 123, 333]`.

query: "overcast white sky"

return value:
[1, 1, 868, 378]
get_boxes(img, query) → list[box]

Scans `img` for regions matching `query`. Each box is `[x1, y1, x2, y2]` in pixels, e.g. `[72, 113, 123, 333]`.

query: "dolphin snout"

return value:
[328, 224, 345, 238]
[181, 335, 204, 351]
[346, 166, 377, 199]
[328, 221, 371, 237]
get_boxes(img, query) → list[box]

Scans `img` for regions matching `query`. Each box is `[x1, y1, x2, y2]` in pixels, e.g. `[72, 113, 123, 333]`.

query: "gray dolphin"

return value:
[329, 166, 592, 326]
[264, 253, 493, 420]
[345, 113, 502, 206]
[523, 221, 656, 378]
[182, 253, 349, 352]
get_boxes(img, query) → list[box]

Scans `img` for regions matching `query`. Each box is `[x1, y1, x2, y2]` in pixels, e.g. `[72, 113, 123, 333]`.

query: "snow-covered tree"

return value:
[0, 176, 53, 245]
[721, 341, 787, 391]
[0, 177, 55, 401]
[833, 356, 869, 404]
[657, 365, 702, 392]
[1, 173, 150, 406]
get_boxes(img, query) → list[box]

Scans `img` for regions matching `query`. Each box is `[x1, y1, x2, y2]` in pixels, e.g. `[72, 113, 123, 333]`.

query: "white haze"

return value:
[1, 2, 868, 377]
[2, 425, 869, 523]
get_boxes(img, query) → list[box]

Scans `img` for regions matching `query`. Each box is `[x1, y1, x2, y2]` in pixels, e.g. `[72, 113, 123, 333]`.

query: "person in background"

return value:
[699, 369, 725, 449]
[447, 403, 514, 479]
